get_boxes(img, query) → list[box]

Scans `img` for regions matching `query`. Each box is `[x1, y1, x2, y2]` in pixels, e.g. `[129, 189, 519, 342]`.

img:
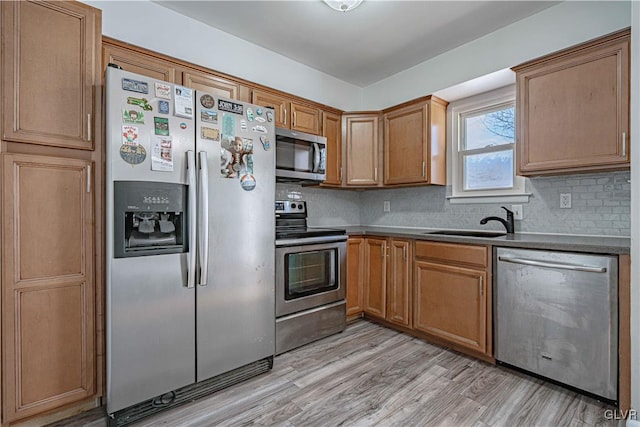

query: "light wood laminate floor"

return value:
[54, 320, 616, 427]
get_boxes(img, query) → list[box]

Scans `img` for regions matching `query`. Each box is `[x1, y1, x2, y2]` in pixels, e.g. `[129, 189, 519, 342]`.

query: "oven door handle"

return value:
[276, 235, 347, 247]
[186, 150, 197, 289]
[198, 151, 209, 286]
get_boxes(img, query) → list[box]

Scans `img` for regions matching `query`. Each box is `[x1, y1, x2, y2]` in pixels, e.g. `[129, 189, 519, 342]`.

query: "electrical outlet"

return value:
[560, 193, 572, 209]
[383, 201, 391, 212]
[511, 205, 523, 220]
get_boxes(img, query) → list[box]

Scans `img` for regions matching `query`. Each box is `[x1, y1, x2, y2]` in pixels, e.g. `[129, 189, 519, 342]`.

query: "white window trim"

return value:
[447, 84, 530, 204]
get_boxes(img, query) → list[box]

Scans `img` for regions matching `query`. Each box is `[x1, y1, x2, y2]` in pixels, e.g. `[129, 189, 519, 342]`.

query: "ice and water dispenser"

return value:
[113, 181, 187, 258]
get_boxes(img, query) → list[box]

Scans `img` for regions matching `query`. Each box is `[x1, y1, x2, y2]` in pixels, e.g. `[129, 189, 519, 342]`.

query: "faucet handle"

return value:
[501, 206, 513, 215]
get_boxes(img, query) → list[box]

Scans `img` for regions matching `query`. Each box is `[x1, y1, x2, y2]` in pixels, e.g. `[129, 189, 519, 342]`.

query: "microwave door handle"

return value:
[313, 143, 320, 173]
[186, 150, 197, 289]
[198, 151, 209, 286]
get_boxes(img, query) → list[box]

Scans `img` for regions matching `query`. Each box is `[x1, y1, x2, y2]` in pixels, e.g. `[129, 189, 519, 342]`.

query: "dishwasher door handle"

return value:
[498, 256, 607, 273]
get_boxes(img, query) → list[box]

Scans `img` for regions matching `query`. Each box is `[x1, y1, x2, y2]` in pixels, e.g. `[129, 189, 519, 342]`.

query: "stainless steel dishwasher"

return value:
[495, 247, 618, 401]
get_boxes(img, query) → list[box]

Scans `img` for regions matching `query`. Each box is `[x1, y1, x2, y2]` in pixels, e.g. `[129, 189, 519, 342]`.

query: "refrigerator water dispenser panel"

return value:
[114, 181, 188, 258]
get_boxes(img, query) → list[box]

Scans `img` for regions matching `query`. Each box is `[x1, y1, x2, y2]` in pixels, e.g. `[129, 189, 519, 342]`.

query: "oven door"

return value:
[276, 237, 346, 317]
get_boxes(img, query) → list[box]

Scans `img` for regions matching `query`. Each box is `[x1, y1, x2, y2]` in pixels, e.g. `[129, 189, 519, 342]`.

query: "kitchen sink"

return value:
[425, 230, 506, 238]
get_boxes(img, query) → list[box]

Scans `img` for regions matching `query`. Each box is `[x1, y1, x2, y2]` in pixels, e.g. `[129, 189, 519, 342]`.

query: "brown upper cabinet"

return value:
[182, 68, 250, 102]
[322, 111, 343, 186]
[103, 39, 182, 83]
[2, 0, 101, 150]
[383, 96, 447, 185]
[343, 113, 381, 186]
[251, 89, 321, 134]
[514, 28, 630, 176]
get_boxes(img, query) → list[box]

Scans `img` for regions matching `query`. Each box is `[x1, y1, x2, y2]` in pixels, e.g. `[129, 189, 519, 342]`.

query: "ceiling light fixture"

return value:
[322, 0, 364, 12]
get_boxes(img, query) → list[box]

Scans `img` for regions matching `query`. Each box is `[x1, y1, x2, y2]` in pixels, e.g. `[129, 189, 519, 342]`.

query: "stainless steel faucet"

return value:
[480, 206, 514, 234]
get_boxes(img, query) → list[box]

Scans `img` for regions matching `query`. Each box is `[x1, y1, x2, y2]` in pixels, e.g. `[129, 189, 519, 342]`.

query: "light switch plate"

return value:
[511, 205, 523, 220]
[383, 201, 390, 212]
[560, 193, 572, 209]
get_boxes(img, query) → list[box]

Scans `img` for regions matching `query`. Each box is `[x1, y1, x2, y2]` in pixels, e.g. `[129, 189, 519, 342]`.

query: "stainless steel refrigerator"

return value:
[105, 67, 275, 424]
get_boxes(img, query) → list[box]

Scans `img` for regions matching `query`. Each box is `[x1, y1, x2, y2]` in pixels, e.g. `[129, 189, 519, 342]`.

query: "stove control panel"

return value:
[275, 200, 306, 214]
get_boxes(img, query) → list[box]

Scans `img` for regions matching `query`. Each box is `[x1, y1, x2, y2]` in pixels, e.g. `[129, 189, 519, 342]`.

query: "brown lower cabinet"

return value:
[347, 236, 492, 359]
[2, 153, 95, 423]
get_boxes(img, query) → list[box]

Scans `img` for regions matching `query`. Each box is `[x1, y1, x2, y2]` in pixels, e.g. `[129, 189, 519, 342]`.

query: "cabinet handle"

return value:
[86, 164, 92, 193]
[622, 132, 627, 157]
[479, 275, 483, 296]
[87, 114, 92, 142]
[381, 243, 385, 259]
[403, 246, 407, 261]
[422, 161, 426, 177]
[283, 108, 287, 126]
[339, 167, 343, 182]
[293, 111, 297, 126]
[374, 167, 378, 182]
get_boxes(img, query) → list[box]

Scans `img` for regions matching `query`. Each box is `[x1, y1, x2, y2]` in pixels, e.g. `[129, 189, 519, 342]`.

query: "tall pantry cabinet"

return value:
[1, 1, 101, 424]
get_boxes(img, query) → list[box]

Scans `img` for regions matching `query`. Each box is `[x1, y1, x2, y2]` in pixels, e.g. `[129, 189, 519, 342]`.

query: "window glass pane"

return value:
[463, 106, 514, 150]
[464, 150, 513, 190]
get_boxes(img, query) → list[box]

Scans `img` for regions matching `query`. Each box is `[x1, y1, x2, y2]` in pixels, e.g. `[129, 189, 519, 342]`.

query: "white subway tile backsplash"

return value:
[277, 170, 630, 237]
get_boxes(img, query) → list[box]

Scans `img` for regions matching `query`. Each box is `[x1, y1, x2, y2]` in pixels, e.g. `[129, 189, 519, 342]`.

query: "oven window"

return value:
[284, 248, 337, 300]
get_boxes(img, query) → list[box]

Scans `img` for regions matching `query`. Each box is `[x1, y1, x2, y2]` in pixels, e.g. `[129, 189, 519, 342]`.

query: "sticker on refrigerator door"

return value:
[252, 125, 267, 134]
[151, 136, 173, 171]
[154, 117, 170, 135]
[173, 86, 193, 119]
[259, 135, 271, 151]
[201, 127, 220, 141]
[240, 173, 256, 191]
[246, 107, 254, 122]
[218, 99, 243, 115]
[200, 94, 215, 109]
[220, 135, 253, 179]
[180, 122, 188, 130]
[240, 120, 247, 131]
[158, 100, 170, 115]
[201, 109, 218, 124]
[120, 143, 146, 165]
[122, 125, 139, 145]
[256, 107, 263, 116]
[122, 109, 144, 124]
[127, 97, 152, 111]
[222, 114, 235, 136]
[155, 82, 172, 99]
[266, 110, 274, 122]
[255, 116, 266, 123]
[122, 78, 149, 94]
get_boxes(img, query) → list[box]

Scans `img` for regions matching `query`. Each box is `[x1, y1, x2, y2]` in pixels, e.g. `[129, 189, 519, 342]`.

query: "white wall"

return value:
[630, 1, 640, 421]
[362, 1, 632, 110]
[83, 0, 363, 111]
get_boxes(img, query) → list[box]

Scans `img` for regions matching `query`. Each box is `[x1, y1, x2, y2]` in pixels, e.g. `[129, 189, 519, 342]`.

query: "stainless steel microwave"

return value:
[275, 127, 326, 183]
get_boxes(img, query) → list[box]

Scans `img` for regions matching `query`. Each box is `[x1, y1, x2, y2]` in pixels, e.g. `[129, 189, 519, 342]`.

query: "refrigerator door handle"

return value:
[198, 151, 209, 286]
[187, 150, 197, 288]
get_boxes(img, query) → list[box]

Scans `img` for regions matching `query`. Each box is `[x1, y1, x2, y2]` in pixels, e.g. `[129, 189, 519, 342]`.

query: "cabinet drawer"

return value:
[415, 241, 487, 268]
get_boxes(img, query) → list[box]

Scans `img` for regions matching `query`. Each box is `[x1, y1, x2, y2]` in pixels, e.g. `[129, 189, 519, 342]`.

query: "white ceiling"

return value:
[156, 0, 558, 87]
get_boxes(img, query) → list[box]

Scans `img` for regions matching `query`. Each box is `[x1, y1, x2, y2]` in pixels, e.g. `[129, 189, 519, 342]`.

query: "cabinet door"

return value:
[414, 260, 486, 353]
[2, 1, 100, 150]
[291, 103, 320, 135]
[344, 114, 380, 186]
[346, 237, 364, 317]
[103, 41, 181, 83]
[2, 153, 95, 423]
[183, 69, 250, 102]
[516, 31, 629, 175]
[363, 238, 386, 318]
[322, 111, 342, 186]
[386, 239, 411, 327]
[251, 90, 289, 128]
[384, 103, 427, 185]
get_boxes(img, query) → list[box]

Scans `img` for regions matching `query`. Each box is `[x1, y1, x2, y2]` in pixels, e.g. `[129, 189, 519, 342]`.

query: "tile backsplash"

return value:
[276, 170, 630, 237]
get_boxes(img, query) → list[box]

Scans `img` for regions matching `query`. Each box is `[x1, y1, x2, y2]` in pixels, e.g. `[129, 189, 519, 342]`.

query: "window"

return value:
[449, 85, 528, 203]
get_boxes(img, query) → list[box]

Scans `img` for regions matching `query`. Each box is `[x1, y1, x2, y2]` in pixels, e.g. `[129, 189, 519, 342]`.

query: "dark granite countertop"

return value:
[341, 226, 630, 255]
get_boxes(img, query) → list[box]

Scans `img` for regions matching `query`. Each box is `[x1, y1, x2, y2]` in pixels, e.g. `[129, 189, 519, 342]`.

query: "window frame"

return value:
[448, 85, 529, 204]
